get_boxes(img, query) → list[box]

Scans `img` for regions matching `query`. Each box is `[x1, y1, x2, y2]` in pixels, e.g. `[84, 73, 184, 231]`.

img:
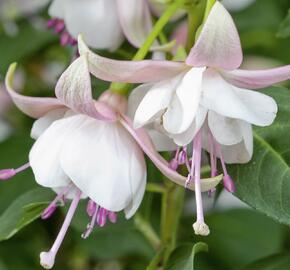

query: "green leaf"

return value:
[164, 242, 208, 270]
[229, 86, 290, 227]
[241, 253, 290, 270]
[0, 188, 54, 241]
[190, 209, 285, 270]
[277, 9, 290, 38]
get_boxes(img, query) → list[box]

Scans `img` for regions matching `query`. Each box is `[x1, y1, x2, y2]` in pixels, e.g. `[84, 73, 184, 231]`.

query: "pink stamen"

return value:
[86, 200, 97, 217]
[60, 31, 70, 46]
[0, 162, 30, 181]
[208, 133, 218, 177]
[46, 18, 57, 28]
[214, 141, 236, 193]
[97, 208, 107, 227]
[82, 205, 99, 239]
[178, 146, 187, 165]
[108, 211, 117, 223]
[41, 184, 72, 220]
[40, 190, 81, 269]
[54, 20, 65, 33]
[169, 147, 180, 170]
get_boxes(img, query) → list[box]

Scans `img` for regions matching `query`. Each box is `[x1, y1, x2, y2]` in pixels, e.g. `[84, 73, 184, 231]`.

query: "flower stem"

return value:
[134, 213, 161, 250]
[160, 181, 185, 267]
[111, 0, 187, 94]
[185, 1, 206, 52]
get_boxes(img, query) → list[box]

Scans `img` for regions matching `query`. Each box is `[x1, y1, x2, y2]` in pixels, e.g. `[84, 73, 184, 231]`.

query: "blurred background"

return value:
[0, 0, 290, 269]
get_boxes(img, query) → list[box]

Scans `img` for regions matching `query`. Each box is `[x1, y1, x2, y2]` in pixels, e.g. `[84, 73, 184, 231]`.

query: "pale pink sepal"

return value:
[5, 63, 64, 119]
[119, 114, 222, 192]
[55, 55, 117, 122]
[78, 35, 188, 83]
[221, 65, 290, 89]
[186, 2, 243, 70]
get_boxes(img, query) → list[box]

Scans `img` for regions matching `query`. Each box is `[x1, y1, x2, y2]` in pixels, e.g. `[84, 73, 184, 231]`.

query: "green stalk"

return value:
[203, 0, 216, 21]
[185, 1, 206, 52]
[160, 182, 185, 267]
[134, 213, 161, 251]
[111, 0, 187, 94]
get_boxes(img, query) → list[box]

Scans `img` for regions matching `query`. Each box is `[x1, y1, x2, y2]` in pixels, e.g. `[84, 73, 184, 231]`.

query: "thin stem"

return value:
[111, 0, 187, 94]
[185, 2, 206, 52]
[134, 213, 161, 250]
[203, 0, 216, 22]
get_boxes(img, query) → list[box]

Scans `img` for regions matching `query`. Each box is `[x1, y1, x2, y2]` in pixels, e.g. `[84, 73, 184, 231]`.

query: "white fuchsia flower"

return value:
[0, 54, 220, 267]
[76, 2, 290, 235]
[47, 0, 161, 49]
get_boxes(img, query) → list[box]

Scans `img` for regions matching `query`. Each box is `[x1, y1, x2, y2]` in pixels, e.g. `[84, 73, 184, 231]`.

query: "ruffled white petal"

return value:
[48, 0, 65, 18]
[30, 108, 68, 139]
[163, 67, 205, 134]
[59, 115, 146, 212]
[29, 115, 80, 188]
[220, 121, 253, 164]
[62, 0, 124, 50]
[201, 69, 278, 126]
[208, 111, 243, 146]
[134, 74, 183, 128]
[116, 0, 154, 48]
[171, 106, 207, 146]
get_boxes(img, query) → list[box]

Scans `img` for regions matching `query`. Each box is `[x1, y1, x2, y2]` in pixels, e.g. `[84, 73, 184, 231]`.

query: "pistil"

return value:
[192, 130, 210, 236]
[40, 190, 82, 269]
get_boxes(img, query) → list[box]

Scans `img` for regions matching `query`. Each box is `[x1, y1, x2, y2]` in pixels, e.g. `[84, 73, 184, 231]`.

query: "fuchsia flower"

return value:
[76, 2, 290, 235]
[47, 0, 162, 50]
[1, 52, 220, 267]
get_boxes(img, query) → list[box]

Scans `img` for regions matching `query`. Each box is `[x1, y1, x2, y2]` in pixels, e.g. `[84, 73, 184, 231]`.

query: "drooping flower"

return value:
[76, 2, 290, 235]
[47, 0, 161, 49]
[1, 54, 220, 267]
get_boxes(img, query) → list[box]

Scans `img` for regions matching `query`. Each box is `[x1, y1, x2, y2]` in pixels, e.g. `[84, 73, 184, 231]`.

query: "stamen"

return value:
[169, 147, 180, 170]
[40, 190, 81, 269]
[178, 146, 187, 165]
[0, 162, 30, 181]
[41, 184, 72, 220]
[97, 207, 107, 227]
[192, 130, 210, 236]
[214, 141, 236, 193]
[108, 211, 117, 223]
[82, 205, 99, 239]
[86, 200, 97, 217]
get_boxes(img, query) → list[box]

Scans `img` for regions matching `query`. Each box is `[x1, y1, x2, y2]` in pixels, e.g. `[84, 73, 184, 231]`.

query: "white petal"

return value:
[63, 0, 124, 50]
[163, 67, 205, 134]
[171, 106, 207, 146]
[127, 83, 152, 119]
[30, 108, 68, 140]
[221, 121, 253, 164]
[201, 69, 278, 126]
[59, 117, 146, 212]
[29, 115, 81, 188]
[134, 74, 183, 128]
[48, 0, 65, 18]
[208, 111, 243, 146]
[147, 124, 176, 152]
[117, 0, 155, 48]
